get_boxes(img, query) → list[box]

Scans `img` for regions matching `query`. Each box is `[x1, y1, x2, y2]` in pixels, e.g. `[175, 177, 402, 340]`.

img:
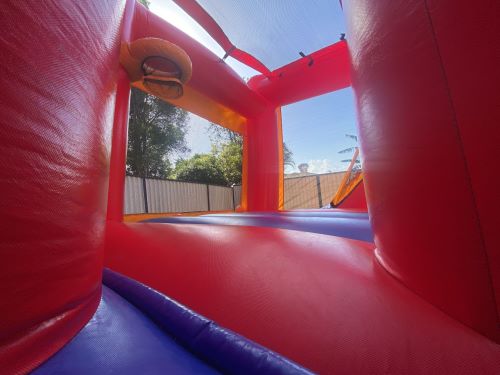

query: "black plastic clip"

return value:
[222, 46, 236, 60]
[299, 51, 314, 67]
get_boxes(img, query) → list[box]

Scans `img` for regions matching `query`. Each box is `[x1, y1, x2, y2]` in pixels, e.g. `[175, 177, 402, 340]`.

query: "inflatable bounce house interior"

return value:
[1, 0, 499, 374]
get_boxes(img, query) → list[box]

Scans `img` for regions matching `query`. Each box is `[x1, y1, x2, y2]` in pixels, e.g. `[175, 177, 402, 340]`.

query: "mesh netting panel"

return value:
[196, 0, 345, 70]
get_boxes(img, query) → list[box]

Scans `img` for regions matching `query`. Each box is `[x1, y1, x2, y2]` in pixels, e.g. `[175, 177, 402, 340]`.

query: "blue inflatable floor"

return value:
[145, 211, 373, 242]
[33, 269, 311, 375]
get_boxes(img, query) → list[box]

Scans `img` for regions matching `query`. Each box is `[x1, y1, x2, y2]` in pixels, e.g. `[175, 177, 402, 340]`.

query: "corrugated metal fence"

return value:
[124, 176, 239, 214]
[124, 171, 345, 214]
[233, 185, 241, 207]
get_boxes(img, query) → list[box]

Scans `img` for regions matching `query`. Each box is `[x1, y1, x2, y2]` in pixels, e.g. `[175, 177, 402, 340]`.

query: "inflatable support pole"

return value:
[344, 0, 500, 341]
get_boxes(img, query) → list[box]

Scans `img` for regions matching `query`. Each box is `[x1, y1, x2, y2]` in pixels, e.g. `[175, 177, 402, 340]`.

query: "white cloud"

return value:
[285, 159, 347, 174]
[307, 159, 333, 174]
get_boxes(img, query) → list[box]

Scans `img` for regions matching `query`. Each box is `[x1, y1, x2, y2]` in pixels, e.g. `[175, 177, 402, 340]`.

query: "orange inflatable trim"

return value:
[331, 148, 363, 207]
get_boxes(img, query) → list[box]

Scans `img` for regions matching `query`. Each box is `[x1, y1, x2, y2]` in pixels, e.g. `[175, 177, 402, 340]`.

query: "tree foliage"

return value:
[208, 124, 294, 168]
[126, 88, 189, 178]
[216, 142, 243, 186]
[196, 123, 295, 185]
[171, 141, 242, 186]
[205, 125, 244, 185]
[208, 124, 243, 146]
[172, 152, 227, 185]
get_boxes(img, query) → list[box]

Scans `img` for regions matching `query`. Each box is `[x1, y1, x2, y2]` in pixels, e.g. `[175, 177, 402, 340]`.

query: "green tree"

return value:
[127, 88, 189, 178]
[207, 123, 295, 180]
[172, 152, 227, 185]
[208, 124, 243, 146]
[217, 142, 242, 185]
[172, 123, 297, 186]
[207, 125, 242, 185]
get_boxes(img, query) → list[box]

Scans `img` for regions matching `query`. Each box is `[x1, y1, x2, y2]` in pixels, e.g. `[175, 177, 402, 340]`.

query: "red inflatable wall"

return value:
[107, 69, 132, 222]
[0, 1, 125, 373]
[248, 41, 351, 107]
[344, 0, 500, 341]
[245, 109, 281, 211]
[337, 181, 367, 210]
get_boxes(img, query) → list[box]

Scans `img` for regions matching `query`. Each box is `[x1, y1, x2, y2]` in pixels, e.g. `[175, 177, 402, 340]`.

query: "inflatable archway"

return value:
[1, 0, 499, 374]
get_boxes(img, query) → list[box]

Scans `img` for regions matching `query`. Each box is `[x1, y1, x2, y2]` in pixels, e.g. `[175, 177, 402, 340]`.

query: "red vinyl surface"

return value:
[425, 0, 500, 319]
[344, 0, 500, 341]
[337, 180, 367, 210]
[248, 41, 351, 107]
[107, 69, 131, 222]
[0, 1, 125, 373]
[106, 222, 500, 374]
[246, 109, 281, 211]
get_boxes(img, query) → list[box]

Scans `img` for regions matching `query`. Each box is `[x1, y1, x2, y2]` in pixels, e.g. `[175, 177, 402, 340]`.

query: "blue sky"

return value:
[282, 88, 358, 173]
[149, 0, 358, 173]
